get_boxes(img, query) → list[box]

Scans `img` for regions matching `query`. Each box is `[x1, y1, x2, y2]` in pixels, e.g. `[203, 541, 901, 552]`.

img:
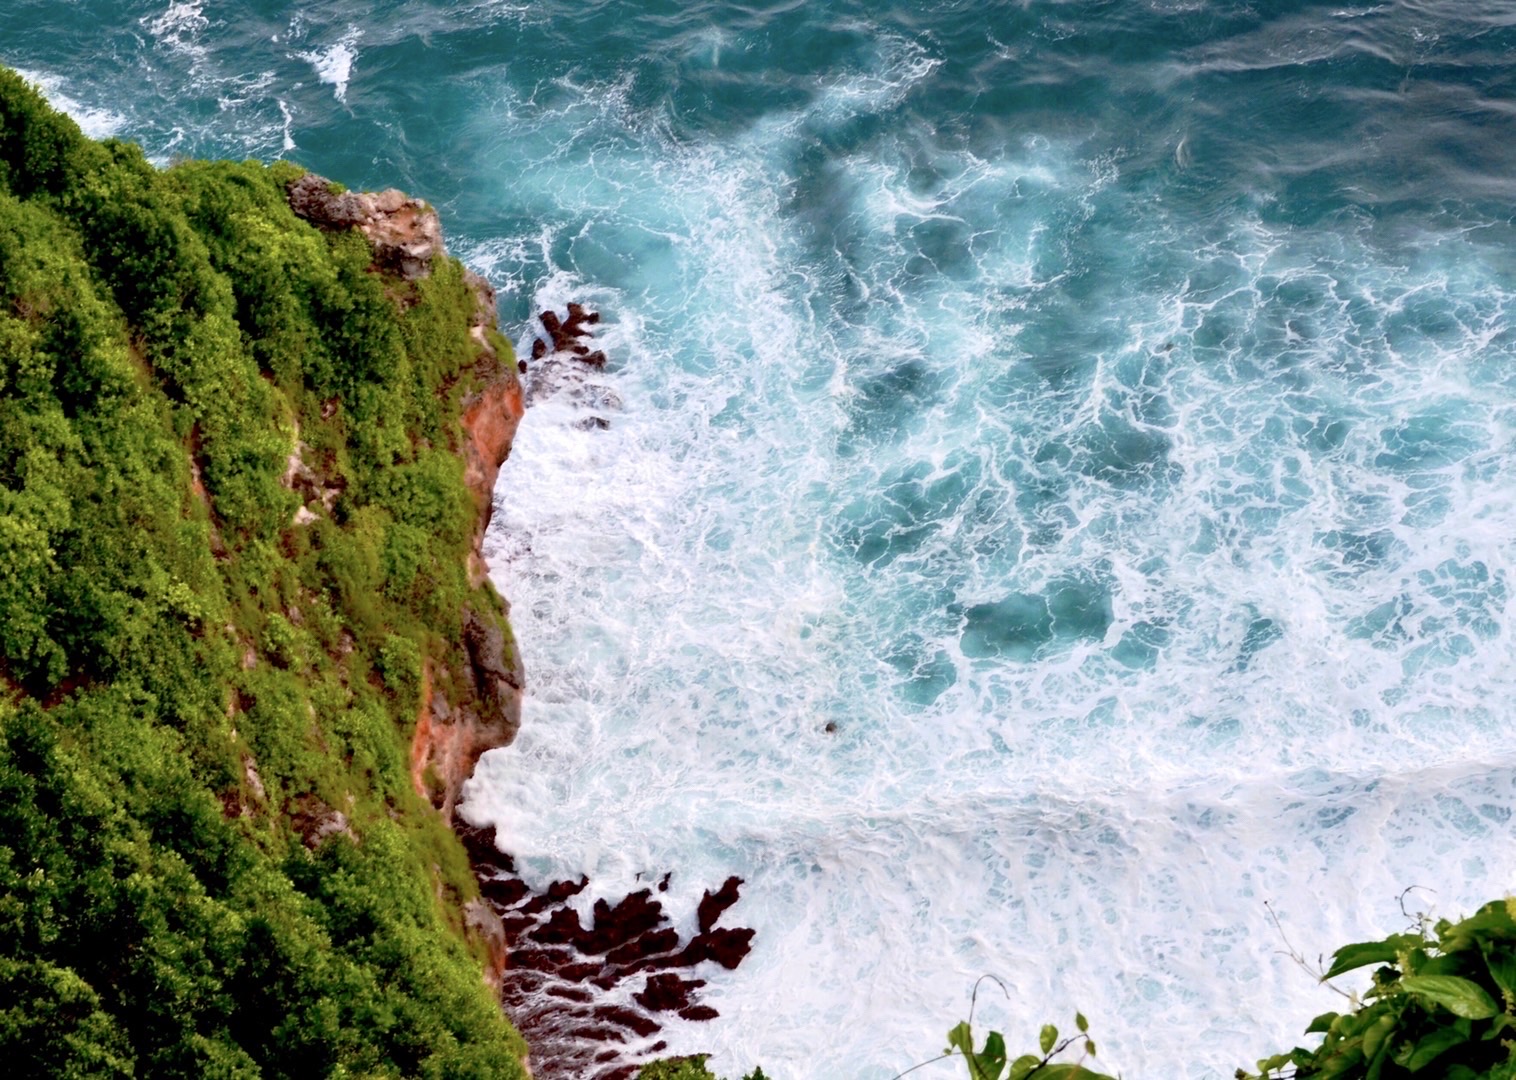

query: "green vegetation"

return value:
[942, 1012, 1111, 1080]
[1244, 899, 1516, 1079]
[637, 1056, 769, 1080]
[0, 68, 525, 1077]
[934, 899, 1516, 1080]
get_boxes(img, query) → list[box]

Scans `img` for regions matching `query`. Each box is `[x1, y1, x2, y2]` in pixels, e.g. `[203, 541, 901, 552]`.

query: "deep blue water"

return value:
[10, 3, 1516, 1076]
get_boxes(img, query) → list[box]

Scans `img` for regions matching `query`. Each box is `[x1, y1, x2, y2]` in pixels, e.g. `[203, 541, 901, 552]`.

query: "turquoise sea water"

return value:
[11, 2, 1516, 1076]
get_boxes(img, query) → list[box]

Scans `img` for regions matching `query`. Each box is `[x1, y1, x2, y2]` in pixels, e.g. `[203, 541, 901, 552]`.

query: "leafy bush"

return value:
[637, 1055, 769, 1080]
[1244, 900, 1516, 1079]
[0, 68, 526, 1077]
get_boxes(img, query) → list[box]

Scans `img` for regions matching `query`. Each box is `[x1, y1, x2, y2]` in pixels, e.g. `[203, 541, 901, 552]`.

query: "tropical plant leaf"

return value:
[1306, 1011, 1340, 1034]
[1361, 1012, 1397, 1061]
[1007, 1054, 1041, 1080]
[1039, 1024, 1057, 1055]
[973, 1030, 1007, 1080]
[1033, 1066, 1116, 1080]
[1484, 949, 1516, 998]
[1405, 1026, 1468, 1071]
[947, 1021, 975, 1058]
[1398, 975, 1500, 1019]
[1324, 936, 1418, 980]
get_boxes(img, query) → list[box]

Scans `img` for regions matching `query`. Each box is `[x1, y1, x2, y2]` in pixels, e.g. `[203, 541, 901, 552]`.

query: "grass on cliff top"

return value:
[0, 66, 526, 1077]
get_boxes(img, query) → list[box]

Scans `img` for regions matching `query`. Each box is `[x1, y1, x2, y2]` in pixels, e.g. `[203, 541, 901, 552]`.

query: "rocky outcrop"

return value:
[289, 795, 357, 849]
[461, 362, 524, 582]
[287, 173, 443, 279]
[521, 303, 621, 435]
[410, 606, 524, 820]
[458, 825, 757, 1080]
[465, 898, 511, 997]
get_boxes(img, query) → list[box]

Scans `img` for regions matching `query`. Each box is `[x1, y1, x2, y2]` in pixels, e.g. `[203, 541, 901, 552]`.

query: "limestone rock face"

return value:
[410, 607, 524, 820]
[287, 173, 443, 279]
[460, 357, 524, 581]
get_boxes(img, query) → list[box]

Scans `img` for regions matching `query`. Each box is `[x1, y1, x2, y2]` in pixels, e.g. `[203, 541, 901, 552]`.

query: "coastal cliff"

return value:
[283, 170, 528, 824]
[0, 68, 530, 1077]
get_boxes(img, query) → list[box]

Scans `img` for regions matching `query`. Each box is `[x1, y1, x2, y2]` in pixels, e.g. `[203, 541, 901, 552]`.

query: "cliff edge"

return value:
[0, 67, 529, 1077]
[286, 172, 529, 820]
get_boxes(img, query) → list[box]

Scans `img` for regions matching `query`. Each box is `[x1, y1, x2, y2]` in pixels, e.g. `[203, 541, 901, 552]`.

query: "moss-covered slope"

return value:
[0, 68, 527, 1078]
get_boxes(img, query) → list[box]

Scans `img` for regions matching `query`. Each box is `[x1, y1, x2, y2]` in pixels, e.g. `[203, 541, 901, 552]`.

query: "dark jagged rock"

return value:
[689, 926, 756, 970]
[510, 945, 576, 974]
[581, 890, 666, 955]
[532, 338, 548, 360]
[530, 906, 587, 947]
[463, 822, 756, 1079]
[481, 875, 530, 908]
[605, 927, 678, 966]
[575, 416, 611, 431]
[697, 876, 743, 934]
[580, 350, 608, 368]
[536, 304, 605, 361]
[635, 973, 706, 1013]
[498, 911, 536, 937]
[596, 1005, 661, 1038]
[456, 821, 515, 868]
[549, 876, 591, 901]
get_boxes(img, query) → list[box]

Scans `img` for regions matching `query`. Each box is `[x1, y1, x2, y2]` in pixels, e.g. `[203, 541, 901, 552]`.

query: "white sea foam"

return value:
[277, 99, 296, 152]
[141, 1, 210, 66]
[458, 37, 1516, 1080]
[298, 28, 362, 104]
[15, 69, 126, 139]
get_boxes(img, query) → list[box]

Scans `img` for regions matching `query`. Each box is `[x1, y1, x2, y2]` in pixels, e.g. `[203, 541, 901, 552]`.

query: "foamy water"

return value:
[10, 2, 1516, 1076]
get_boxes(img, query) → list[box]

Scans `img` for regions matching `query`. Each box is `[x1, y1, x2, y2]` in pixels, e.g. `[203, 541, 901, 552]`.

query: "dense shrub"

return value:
[0, 69, 525, 1077]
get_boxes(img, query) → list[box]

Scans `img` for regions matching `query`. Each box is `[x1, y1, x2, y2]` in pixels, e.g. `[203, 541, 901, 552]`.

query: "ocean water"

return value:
[11, 2, 1516, 1076]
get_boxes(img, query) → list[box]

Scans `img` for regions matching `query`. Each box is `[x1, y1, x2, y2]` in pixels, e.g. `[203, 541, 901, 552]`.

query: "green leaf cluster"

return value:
[1245, 900, 1516, 1079]
[0, 67, 525, 1077]
[946, 1013, 1113, 1080]
[636, 1055, 769, 1080]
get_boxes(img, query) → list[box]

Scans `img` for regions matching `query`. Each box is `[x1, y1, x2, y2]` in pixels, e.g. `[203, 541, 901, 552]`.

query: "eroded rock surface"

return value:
[459, 823, 756, 1080]
[410, 608, 524, 820]
[287, 173, 443, 279]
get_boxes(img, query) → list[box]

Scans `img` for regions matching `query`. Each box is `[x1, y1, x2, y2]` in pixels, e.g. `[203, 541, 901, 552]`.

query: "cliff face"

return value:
[289, 170, 528, 822]
[410, 604, 525, 818]
[0, 68, 530, 1078]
